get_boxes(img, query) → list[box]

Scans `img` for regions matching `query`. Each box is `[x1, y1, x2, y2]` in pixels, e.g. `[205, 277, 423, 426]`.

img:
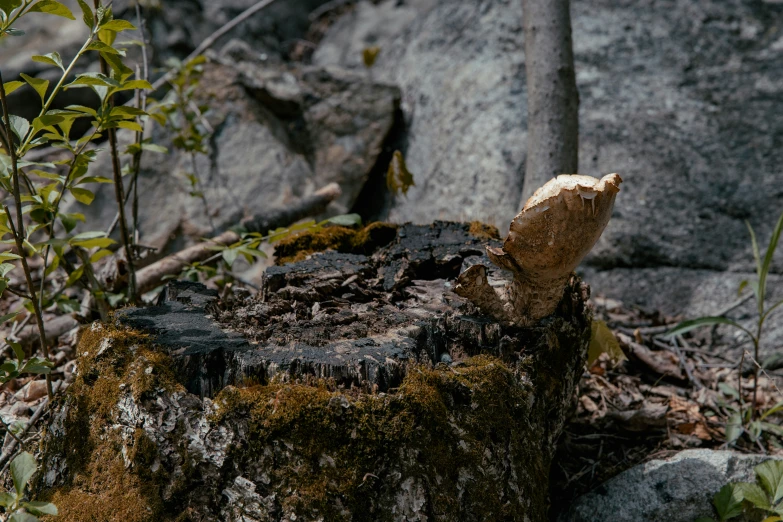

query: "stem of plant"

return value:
[0, 71, 53, 400]
[94, 0, 137, 303]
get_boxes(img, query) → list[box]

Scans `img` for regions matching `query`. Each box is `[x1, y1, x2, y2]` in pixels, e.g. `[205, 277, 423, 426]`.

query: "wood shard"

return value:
[456, 173, 622, 325]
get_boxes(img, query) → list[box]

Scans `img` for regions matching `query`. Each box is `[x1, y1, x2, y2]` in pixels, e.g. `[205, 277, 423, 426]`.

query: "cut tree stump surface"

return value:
[39, 222, 592, 522]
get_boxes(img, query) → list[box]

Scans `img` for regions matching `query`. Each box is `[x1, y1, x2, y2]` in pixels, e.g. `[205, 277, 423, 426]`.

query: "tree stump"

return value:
[37, 222, 591, 522]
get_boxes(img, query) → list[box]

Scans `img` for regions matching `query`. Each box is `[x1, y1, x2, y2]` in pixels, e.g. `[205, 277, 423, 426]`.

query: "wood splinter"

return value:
[455, 173, 622, 325]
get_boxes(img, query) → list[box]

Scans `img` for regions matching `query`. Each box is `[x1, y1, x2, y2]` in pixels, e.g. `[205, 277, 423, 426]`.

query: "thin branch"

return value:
[151, 0, 280, 91]
[0, 67, 53, 400]
[94, 0, 136, 302]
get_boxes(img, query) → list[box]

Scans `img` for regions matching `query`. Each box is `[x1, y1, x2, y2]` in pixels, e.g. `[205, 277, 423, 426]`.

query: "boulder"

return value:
[69, 59, 400, 254]
[312, 0, 783, 348]
[561, 449, 783, 522]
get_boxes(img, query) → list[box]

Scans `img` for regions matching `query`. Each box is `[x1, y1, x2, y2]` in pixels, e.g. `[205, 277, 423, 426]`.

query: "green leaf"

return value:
[738, 482, 771, 511]
[20, 73, 49, 103]
[27, 0, 74, 19]
[222, 247, 238, 267]
[65, 104, 98, 116]
[759, 211, 783, 306]
[78, 176, 113, 184]
[141, 143, 168, 154]
[32, 51, 65, 71]
[10, 451, 36, 496]
[117, 79, 153, 91]
[0, 490, 13, 506]
[2, 80, 24, 96]
[70, 187, 95, 205]
[327, 213, 363, 227]
[86, 40, 123, 55]
[100, 18, 135, 32]
[756, 460, 783, 504]
[66, 265, 84, 287]
[10, 340, 23, 363]
[89, 248, 112, 262]
[76, 0, 93, 29]
[67, 72, 120, 88]
[0, 311, 20, 323]
[22, 500, 58, 516]
[761, 401, 783, 420]
[103, 54, 133, 82]
[3, 27, 25, 36]
[0, 262, 14, 277]
[9, 512, 40, 522]
[726, 411, 744, 444]
[0, 0, 22, 16]
[70, 236, 114, 249]
[110, 106, 146, 118]
[0, 252, 21, 262]
[713, 483, 745, 521]
[115, 120, 143, 132]
[667, 316, 753, 340]
[8, 114, 30, 141]
[21, 357, 53, 375]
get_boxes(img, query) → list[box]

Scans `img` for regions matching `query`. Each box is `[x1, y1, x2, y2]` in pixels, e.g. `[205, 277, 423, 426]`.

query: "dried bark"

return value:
[38, 222, 591, 522]
[521, 0, 579, 204]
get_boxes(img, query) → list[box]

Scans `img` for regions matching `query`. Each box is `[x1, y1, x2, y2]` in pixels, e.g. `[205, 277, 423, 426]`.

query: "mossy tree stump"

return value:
[37, 222, 591, 522]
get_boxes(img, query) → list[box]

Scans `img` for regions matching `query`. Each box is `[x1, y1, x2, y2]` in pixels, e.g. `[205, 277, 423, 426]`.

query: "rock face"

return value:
[70, 60, 400, 253]
[37, 223, 592, 521]
[312, 0, 783, 342]
[561, 449, 783, 522]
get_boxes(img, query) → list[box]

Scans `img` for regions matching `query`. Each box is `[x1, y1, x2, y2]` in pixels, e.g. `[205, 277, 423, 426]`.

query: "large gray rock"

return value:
[70, 60, 400, 253]
[561, 449, 783, 522]
[312, 0, 783, 348]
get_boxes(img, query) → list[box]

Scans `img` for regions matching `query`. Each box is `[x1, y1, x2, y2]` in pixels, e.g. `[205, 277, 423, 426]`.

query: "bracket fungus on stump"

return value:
[456, 173, 622, 326]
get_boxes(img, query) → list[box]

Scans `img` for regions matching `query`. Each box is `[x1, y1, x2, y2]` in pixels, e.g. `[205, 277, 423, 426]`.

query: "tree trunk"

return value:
[521, 0, 579, 204]
[36, 222, 590, 522]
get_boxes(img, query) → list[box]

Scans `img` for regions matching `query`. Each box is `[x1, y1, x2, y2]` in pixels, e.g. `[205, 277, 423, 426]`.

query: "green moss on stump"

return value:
[40, 324, 182, 521]
[41, 325, 537, 521]
[274, 222, 398, 264]
[212, 355, 534, 521]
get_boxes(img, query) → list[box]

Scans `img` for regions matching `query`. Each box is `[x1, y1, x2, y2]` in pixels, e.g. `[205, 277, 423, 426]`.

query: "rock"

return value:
[69, 60, 400, 254]
[560, 449, 783, 522]
[312, 0, 783, 341]
[313, 0, 528, 227]
[37, 222, 592, 521]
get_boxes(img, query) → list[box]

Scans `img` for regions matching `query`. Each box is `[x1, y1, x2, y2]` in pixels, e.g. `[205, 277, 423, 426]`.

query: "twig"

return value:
[0, 389, 53, 471]
[714, 292, 753, 318]
[0, 68, 53, 400]
[94, 0, 137, 302]
[673, 335, 703, 390]
[134, 183, 341, 294]
[151, 0, 280, 91]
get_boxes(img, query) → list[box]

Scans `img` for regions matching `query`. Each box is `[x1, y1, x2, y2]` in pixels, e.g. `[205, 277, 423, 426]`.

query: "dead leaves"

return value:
[386, 150, 415, 197]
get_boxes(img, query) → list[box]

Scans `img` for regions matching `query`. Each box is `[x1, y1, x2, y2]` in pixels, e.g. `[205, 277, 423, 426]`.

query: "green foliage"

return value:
[697, 460, 783, 521]
[0, 0, 154, 390]
[0, 340, 53, 383]
[669, 210, 783, 437]
[0, 451, 58, 520]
